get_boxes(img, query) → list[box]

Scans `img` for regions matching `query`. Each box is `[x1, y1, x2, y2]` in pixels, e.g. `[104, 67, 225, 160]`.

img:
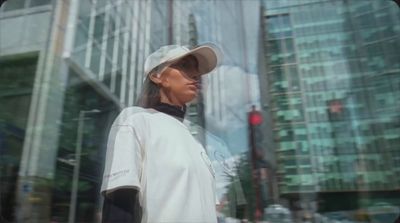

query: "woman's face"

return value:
[154, 55, 201, 105]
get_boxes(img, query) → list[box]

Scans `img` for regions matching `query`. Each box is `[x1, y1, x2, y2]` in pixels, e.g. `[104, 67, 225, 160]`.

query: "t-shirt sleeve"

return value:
[101, 124, 143, 196]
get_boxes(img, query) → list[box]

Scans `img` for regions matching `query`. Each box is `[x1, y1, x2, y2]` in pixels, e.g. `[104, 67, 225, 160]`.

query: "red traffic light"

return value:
[328, 100, 343, 114]
[249, 112, 263, 125]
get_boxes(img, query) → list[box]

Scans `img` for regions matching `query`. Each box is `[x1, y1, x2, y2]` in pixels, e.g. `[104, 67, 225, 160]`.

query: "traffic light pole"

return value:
[248, 105, 264, 221]
[250, 133, 263, 222]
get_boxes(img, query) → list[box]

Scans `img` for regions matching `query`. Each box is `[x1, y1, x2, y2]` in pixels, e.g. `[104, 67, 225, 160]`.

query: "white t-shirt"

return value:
[101, 106, 218, 223]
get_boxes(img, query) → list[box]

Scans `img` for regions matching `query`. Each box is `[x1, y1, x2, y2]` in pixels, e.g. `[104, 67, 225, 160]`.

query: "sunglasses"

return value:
[169, 55, 200, 79]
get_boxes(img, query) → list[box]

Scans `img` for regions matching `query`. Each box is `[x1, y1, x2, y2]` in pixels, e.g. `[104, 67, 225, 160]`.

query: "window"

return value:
[93, 13, 106, 43]
[4, 0, 25, 11]
[29, 0, 51, 7]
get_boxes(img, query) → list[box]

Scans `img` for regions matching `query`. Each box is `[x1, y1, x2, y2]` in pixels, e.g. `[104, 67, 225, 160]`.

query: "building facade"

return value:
[0, 0, 187, 222]
[259, 0, 400, 217]
[0, 0, 263, 222]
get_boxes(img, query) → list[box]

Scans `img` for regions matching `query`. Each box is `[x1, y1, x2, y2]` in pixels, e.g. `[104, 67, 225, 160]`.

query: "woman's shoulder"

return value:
[112, 106, 156, 127]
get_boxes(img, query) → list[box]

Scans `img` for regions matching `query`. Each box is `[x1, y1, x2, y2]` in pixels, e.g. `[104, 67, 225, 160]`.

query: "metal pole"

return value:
[68, 109, 100, 223]
[168, 0, 174, 44]
[68, 111, 85, 223]
[249, 106, 263, 222]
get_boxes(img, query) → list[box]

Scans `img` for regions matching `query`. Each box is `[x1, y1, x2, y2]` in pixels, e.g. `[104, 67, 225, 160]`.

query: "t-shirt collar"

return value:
[153, 102, 186, 122]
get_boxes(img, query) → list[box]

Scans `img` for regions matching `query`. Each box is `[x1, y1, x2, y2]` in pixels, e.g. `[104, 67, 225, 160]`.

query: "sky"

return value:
[191, 0, 262, 154]
[184, 0, 263, 201]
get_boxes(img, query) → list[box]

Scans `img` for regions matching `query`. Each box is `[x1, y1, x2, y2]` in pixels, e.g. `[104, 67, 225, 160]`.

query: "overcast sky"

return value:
[190, 0, 262, 155]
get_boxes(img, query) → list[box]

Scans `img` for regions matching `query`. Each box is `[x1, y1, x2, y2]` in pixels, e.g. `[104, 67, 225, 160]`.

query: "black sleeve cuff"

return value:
[102, 188, 142, 223]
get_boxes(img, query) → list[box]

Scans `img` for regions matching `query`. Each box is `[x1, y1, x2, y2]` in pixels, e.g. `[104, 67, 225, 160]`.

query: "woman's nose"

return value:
[192, 74, 201, 81]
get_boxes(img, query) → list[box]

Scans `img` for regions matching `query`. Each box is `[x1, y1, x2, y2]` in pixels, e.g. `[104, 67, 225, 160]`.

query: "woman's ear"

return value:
[149, 73, 162, 85]
[150, 72, 171, 88]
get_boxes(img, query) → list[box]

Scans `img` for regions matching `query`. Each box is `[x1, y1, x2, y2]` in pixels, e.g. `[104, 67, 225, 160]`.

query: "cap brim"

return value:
[165, 44, 221, 76]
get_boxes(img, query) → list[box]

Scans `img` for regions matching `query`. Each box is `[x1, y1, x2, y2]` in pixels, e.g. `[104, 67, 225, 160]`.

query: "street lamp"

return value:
[68, 109, 101, 223]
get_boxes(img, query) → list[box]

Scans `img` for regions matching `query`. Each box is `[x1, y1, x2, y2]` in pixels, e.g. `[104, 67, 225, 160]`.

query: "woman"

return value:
[101, 44, 221, 223]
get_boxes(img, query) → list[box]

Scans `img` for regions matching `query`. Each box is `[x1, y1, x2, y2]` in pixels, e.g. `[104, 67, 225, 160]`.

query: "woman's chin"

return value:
[184, 93, 198, 103]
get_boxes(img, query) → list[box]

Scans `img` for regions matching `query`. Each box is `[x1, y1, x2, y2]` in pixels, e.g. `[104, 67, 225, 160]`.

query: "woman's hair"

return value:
[136, 73, 161, 108]
[137, 75, 161, 108]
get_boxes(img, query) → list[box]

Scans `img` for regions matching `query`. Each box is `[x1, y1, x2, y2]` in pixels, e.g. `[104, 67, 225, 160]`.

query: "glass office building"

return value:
[0, 0, 261, 222]
[0, 0, 205, 221]
[259, 0, 400, 220]
[2, 0, 399, 222]
[0, 0, 188, 222]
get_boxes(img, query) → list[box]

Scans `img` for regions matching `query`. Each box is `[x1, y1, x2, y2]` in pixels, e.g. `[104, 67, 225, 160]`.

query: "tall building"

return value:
[0, 0, 263, 222]
[259, 0, 400, 216]
[0, 0, 181, 222]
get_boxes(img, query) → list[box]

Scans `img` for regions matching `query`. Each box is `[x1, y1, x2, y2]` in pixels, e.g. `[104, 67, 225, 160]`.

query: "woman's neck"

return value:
[159, 90, 185, 108]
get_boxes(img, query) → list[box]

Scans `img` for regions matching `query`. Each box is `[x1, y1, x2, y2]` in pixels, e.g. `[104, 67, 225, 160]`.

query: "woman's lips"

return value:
[188, 82, 200, 90]
[188, 85, 199, 92]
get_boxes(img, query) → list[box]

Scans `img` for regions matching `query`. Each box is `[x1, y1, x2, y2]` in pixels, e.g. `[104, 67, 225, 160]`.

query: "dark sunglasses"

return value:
[170, 55, 200, 77]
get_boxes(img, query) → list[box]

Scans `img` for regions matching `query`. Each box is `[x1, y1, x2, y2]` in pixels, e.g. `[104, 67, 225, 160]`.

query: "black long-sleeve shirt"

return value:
[102, 189, 142, 223]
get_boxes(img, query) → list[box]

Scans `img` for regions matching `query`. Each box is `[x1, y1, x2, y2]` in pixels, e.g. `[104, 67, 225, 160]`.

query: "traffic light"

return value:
[327, 99, 345, 122]
[248, 105, 265, 167]
[248, 105, 271, 220]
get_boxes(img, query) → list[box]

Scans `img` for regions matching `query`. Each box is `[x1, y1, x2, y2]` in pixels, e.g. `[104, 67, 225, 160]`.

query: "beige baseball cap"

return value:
[144, 43, 222, 78]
